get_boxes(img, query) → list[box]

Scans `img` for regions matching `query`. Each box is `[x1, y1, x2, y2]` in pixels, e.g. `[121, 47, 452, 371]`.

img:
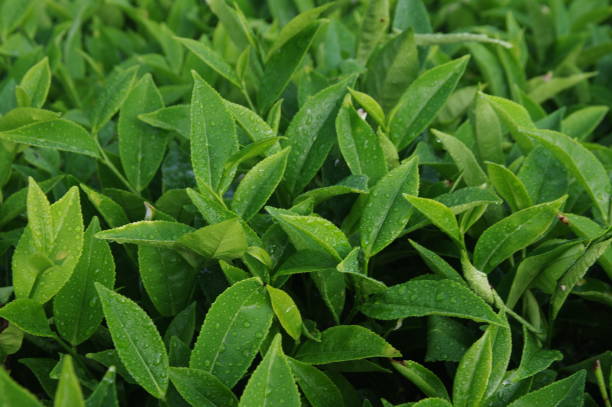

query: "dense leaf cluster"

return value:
[0, 0, 611, 406]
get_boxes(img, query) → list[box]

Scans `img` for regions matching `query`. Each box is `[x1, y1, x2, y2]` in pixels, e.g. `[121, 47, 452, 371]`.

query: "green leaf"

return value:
[295, 325, 400, 364]
[176, 37, 241, 88]
[473, 197, 567, 273]
[356, 0, 389, 63]
[13, 186, 84, 304]
[169, 367, 238, 407]
[512, 327, 563, 382]
[90, 66, 139, 133]
[86, 366, 118, 407]
[54, 355, 85, 407]
[0, 299, 54, 337]
[365, 29, 419, 112]
[0, 175, 63, 227]
[118, 74, 167, 191]
[360, 156, 419, 258]
[521, 127, 611, 223]
[452, 329, 493, 407]
[238, 334, 300, 407]
[392, 360, 450, 400]
[473, 93, 504, 164]
[550, 238, 612, 319]
[231, 148, 289, 220]
[95, 283, 169, 399]
[486, 162, 532, 212]
[190, 71, 238, 192]
[517, 146, 568, 204]
[413, 399, 453, 407]
[80, 184, 129, 228]
[267, 208, 351, 260]
[404, 195, 462, 245]
[389, 56, 470, 149]
[507, 370, 586, 407]
[348, 88, 386, 127]
[258, 22, 320, 112]
[294, 175, 369, 205]
[561, 105, 609, 141]
[485, 317, 512, 398]
[336, 98, 387, 185]
[361, 279, 502, 325]
[0, 366, 44, 407]
[16, 57, 51, 108]
[266, 285, 302, 340]
[53, 217, 116, 346]
[284, 75, 354, 195]
[0, 119, 99, 157]
[138, 105, 190, 138]
[138, 246, 196, 316]
[288, 358, 344, 407]
[528, 72, 595, 104]
[226, 101, 276, 142]
[190, 278, 273, 388]
[409, 240, 464, 283]
[484, 94, 535, 152]
[178, 218, 248, 261]
[433, 129, 487, 187]
[95, 221, 194, 248]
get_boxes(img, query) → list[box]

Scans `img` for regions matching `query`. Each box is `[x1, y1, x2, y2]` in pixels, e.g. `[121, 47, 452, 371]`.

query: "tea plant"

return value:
[0, 0, 611, 406]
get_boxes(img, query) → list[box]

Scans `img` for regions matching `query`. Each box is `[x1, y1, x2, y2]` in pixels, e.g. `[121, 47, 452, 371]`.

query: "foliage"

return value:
[1, 0, 611, 406]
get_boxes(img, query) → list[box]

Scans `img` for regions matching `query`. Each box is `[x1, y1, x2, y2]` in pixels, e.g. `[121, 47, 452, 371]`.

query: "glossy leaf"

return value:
[512, 327, 563, 382]
[506, 370, 586, 407]
[0, 366, 44, 407]
[53, 217, 115, 345]
[392, 360, 450, 400]
[169, 367, 238, 407]
[360, 156, 419, 258]
[177, 38, 241, 87]
[433, 129, 487, 187]
[238, 334, 300, 407]
[16, 57, 51, 108]
[452, 329, 493, 407]
[295, 325, 400, 364]
[95, 283, 169, 399]
[389, 56, 470, 149]
[90, 66, 139, 133]
[288, 358, 344, 407]
[486, 162, 532, 212]
[190, 278, 273, 388]
[473, 92, 504, 164]
[118, 74, 167, 191]
[95, 221, 193, 248]
[0, 298, 53, 337]
[361, 279, 501, 325]
[266, 285, 302, 340]
[178, 218, 247, 261]
[231, 148, 289, 220]
[190, 71, 238, 192]
[404, 195, 462, 245]
[517, 146, 568, 204]
[356, 0, 389, 63]
[473, 197, 566, 273]
[54, 355, 85, 407]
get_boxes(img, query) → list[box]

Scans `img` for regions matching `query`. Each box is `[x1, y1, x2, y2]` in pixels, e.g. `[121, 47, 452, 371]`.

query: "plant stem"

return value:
[93, 133, 139, 195]
[595, 360, 612, 407]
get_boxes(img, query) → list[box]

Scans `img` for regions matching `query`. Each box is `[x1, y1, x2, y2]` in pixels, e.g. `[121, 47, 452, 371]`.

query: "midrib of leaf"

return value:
[365, 301, 499, 324]
[281, 217, 342, 260]
[109, 302, 163, 396]
[207, 289, 260, 373]
[261, 345, 278, 406]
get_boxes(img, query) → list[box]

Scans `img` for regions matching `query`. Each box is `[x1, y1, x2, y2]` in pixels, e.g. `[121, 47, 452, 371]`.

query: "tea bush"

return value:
[0, 0, 611, 406]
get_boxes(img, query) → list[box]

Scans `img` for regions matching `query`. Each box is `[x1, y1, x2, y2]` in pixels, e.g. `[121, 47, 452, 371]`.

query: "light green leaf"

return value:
[336, 98, 387, 186]
[473, 197, 566, 273]
[521, 127, 611, 223]
[452, 329, 493, 407]
[561, 105, 609, 140]
[231, 148, 289, 220]
[507, 370, 586, 407]
[294, 175, 369, 205]
[86, 366, 118, 407]
[473, 93, 504, 164]
[404, 195, 462, 245]
[348, 88, 386, 126]
[485, 317, 512, 398]
[190, 71, 238, 192]
[13, 186, 84, 304]
[178, 218, 247, 261]
[238, 334, 300, 407]
[486, 162, 532, 212]
[360, 156, 419, 258]
[95, 221, 193, 248]
[528, 72, 595, 104]
[0, 175, 63, 227]
[409, 240, 464, 283]
[0, 298, 54, 337]
[484, 93, 535, 152]
[16, 57, 51, 108]
[0, 119, 99, 157]
[258, 22, 320, 112]
[53, 217, 115, 346]
[169, 367, 238, 407]
[288, 358, 344, 407]
[138, 104, 189, 138]
[392, 360, 450, 400]
[54, 355, 85, 407]
[266, 285, 302, 340]
[389, 56, 469, 150]
[413, 399, 453, 407]
[176, 37, 241, 87]
[0, 366, 45, 407]
[284, 75, 354, 195]
[356, 0, 389, 63]
[80, 184, 129, 228]
[96, 283, 169, 399]
[517, 146, 567, 204]
[90, 66, 139, 133]
[190, 278, 273, 388]
[118, 74, 167, 191]
[361, 279, 502, 325]
[433, 129, 487, 187]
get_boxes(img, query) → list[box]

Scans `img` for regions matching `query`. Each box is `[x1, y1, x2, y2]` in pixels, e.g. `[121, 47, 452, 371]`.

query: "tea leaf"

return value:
[392, 360, 450, 400]
[178, 218, 247, 261]
[54, 355, 85, 407]
[90, 66, 139, 133]
[288, 358, 344, 407]
[177, 38, 241, 87]
[0, 366, 45, 407]
[266, 285, 302, 340]
[452, 329, 493, 407]
[0, 298, 54, 337]
[95, 221, 194, 248]
[506, 370, 586, 407]
[16, 57, 51, 108]
[96, 283, 169, 399]
[486, 162, 532, 212]
[169, 367, 238, 407]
